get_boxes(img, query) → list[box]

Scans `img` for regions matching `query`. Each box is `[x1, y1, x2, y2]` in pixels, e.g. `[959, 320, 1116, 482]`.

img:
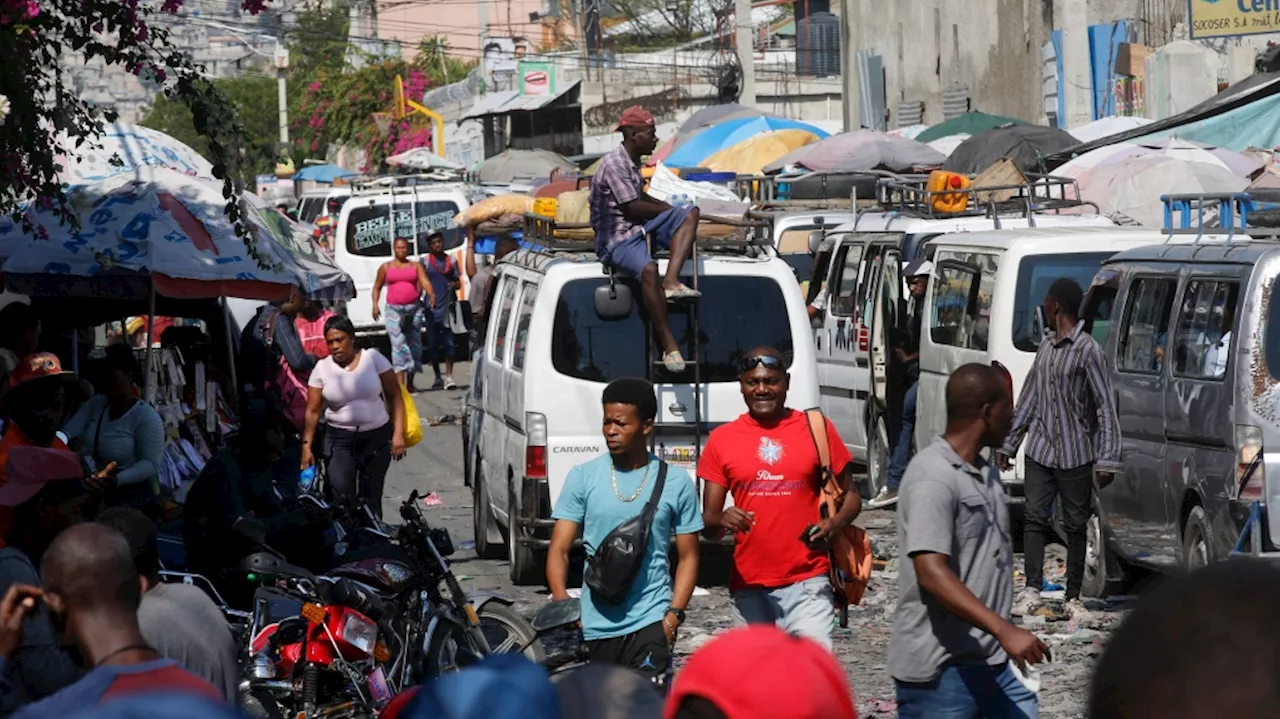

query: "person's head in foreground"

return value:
[556, 663, 664, 719]
[945, 362, 1013, 448]
[617, 106, 658, 157]
[1088, 560, 1280, 719]
[41, 523, 145, 651]
[664, 625, 858, 719]
[738, 347, 790, 423]
[601, 377, 657, 460]
[396, 653, 559, 719]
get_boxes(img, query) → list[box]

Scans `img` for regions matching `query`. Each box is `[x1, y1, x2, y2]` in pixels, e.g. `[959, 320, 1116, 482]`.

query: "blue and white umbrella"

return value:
[55, 121, 215, 186]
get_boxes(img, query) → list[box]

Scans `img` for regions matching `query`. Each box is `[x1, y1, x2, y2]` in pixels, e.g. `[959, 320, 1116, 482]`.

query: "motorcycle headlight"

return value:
[340, 613, 378, 656]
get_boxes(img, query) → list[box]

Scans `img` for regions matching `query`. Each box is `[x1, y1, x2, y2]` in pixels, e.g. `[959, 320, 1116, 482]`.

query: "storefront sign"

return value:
[1189, 0, 1280, 39]
[519, 60, 555, 96]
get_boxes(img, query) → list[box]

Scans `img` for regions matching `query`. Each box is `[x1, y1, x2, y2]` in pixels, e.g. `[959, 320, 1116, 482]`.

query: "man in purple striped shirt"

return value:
[997, 278, 1121, 620]
[590, 106, 701, 373]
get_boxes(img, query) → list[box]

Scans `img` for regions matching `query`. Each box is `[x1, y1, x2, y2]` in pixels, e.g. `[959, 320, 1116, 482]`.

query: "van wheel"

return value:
[1182, 505, 1213, 570]
[1081, 512, 1111, 598]
[864, 417, 889, 499]
[507, 483, 543, 586]
[472, 470, 504, 560]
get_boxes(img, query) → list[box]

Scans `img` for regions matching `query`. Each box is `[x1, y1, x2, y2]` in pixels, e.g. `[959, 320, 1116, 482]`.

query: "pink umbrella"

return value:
[1056, 137, 1263, 180]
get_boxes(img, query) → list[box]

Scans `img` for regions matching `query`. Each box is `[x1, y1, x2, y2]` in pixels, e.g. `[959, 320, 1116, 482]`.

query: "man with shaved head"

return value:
[0, 524, 222, 717]
[698, 347, 862, 649]
[890, 363, 1049, 717]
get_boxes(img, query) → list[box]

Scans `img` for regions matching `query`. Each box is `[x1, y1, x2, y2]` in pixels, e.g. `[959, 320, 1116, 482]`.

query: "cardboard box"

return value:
[1115, 43, 1152, 77]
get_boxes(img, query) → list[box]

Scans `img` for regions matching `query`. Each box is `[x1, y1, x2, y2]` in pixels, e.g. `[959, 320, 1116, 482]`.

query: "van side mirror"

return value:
[595, 279, 633, 319]
[808, 230, 824, 255]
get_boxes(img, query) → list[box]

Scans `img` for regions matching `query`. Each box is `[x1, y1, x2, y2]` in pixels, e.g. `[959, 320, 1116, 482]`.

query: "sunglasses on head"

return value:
[739, 355, 786, 373]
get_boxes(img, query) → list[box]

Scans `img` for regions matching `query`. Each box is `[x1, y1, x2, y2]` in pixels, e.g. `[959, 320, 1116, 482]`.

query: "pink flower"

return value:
[308, 81, 320, 92]
[24, 0, 37, 19]
[240, 0, 268, 15]
[161, 0, 182, 11]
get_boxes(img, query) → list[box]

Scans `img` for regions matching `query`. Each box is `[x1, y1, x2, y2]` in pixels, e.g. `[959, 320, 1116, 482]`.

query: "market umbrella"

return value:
[665, 117, 830, 168]
[294, 164, 357, 183]
[701, 130, 823, 175]
[943, 124, 1078, 174]
[1075, 155, 1249, 227]
[888, 124, 929, 140]
[386, 148, 464, 171]
[475, 149, 575, 184]
[763, 130, 945, 173]
[1054, 137, 1264, 180]
[646, 104, 775, 166]
[0, 167, 355, 301]
[915, 112, 1027, 144]
[54, 121, 215, 186]
[1068, 116, 1153, 143]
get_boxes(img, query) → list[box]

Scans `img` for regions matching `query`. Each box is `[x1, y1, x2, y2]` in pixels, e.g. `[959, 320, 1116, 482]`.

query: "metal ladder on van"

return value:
[646, 235, 705, 480]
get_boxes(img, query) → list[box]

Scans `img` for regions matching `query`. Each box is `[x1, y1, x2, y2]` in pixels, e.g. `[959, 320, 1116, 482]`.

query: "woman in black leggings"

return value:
[300, 316, 407, 516]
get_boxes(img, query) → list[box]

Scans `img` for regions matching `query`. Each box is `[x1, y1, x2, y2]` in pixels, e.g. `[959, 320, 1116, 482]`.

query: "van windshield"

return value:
[1012, 252, 1113, 352]
[551, 276, 794, 383]
[343, 200, 462, 258]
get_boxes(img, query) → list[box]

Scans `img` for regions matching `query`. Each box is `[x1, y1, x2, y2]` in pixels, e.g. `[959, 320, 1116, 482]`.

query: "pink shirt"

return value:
[308, 349, 394, 431]
[384, 264, 421, 306]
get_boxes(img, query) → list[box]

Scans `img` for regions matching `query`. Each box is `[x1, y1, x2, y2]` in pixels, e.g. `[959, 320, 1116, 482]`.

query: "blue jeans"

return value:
[886, 380, 918, 491]
[731, 575, 835, 650]
[896, 663, 1039, 719]
[425, 316, 454, 366]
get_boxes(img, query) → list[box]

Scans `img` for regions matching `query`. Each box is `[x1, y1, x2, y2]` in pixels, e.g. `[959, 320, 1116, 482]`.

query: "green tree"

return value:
[141, 76, 284, 185]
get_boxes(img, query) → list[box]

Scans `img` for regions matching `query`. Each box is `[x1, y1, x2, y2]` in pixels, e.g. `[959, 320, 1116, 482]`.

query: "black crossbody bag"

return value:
[584, 461, 668, 604]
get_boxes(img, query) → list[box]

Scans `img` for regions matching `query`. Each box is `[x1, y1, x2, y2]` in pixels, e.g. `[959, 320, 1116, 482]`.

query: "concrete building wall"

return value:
[376, 0, 546, 57]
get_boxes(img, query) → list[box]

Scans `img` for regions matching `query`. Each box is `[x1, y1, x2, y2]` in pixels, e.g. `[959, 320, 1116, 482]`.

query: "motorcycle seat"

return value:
[238, 552, 316, 581]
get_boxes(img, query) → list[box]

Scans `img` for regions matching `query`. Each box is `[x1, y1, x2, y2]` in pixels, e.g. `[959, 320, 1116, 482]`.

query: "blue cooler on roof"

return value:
[682, 172, 737, 192]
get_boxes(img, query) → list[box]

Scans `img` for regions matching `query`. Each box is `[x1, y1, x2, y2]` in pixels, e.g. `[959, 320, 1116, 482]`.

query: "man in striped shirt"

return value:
[998, 278, 1121, 619]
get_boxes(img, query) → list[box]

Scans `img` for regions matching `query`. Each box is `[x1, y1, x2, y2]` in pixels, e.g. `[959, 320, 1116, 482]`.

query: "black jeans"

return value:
[1023, 458, 1094, 600]
[322, 423, 392, 518]
[584, 621, 672, 686]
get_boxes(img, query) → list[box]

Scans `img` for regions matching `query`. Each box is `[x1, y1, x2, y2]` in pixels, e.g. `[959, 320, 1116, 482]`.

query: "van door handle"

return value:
[816, 331, 822, 351]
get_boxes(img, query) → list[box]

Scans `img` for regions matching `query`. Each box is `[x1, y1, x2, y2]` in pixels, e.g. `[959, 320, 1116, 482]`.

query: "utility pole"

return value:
[275, 36, 290, 147]
[734, 0, 755, 106]
[1059, 0, 1092, 129]
[839, 0, 860, 130]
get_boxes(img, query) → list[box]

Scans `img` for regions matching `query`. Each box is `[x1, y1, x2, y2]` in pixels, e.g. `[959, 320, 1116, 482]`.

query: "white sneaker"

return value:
[1013, 588, 1042, 617]
[867, 487, 898, 509]
[443, 375, 457, 390]
[1065, 598, 1091, 621]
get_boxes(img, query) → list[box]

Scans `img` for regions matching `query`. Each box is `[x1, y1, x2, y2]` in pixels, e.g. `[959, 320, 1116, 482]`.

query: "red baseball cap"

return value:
[664, 626, 858, 719]
[616, 106, 656, 131]
[9, 352, 74, 389]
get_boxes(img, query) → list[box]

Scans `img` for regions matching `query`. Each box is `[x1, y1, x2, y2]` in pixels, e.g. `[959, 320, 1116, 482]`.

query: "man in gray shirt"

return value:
[889, 363, 1049, 718]
[96, 508, 239, 704]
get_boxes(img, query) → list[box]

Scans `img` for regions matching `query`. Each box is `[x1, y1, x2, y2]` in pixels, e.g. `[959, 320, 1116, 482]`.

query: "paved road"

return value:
[382, 362, 1123, 718]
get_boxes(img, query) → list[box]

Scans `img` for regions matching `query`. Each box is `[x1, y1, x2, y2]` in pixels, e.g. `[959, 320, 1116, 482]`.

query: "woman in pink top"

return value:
[371, 238, 436, 392]
[301, 315, 406, 515]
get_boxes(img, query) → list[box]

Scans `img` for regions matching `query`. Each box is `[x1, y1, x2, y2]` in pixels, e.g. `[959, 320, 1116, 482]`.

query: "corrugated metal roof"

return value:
[461, 80, 582, 120]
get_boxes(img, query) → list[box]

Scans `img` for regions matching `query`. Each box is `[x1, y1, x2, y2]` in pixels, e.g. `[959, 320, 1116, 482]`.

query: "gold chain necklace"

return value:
[611, 461, 651, 503]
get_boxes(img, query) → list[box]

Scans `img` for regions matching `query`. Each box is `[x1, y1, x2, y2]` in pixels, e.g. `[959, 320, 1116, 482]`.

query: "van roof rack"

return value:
[1160, 192, 1280, 244]
[520, 213, 775, 257]
[349, 173, 465, 193]
[871, 173, 1098, 221]
[737, 170, 911, 204]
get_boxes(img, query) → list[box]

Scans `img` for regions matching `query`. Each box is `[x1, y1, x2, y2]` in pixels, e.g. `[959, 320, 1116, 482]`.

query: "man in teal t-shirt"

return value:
[547, 377, 703, 685]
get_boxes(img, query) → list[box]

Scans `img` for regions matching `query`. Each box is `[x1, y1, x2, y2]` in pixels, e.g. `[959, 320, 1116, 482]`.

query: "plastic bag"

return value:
[401, 383, 423, 448]
[555, 189, 590, 224]
[454, 195, 535, 227]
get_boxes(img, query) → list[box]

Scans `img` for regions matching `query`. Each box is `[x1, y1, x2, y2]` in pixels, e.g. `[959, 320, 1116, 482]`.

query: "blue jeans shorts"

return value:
[731, 575, 835, 650]
[896, 663, 1039, 719]
[599, 205, 695, 277]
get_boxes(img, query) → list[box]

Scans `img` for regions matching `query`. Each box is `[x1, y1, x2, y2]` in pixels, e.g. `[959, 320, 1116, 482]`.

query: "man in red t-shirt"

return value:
[0, 524, 223, 717]
[698, 347, 862, 650]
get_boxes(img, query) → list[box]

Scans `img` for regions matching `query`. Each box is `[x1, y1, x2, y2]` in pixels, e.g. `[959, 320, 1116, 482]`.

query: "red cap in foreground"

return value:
[664, 626, 858, 719]
[616, 106, 656, 131]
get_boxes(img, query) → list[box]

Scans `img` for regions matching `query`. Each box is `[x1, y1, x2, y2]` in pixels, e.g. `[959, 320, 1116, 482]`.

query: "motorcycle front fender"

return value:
[420, 592, 513, 652]
[467, 591, 513, 612]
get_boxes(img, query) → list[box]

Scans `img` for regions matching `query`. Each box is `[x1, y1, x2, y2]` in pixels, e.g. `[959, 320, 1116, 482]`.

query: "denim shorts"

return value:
[599, 204, 695, 277]
[731, 575, 835, 650]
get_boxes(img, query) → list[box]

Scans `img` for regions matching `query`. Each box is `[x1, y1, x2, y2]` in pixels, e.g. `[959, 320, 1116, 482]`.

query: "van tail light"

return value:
[526, 412, 548, 479]
[991, 361, 1014, 400]
[1236, 424, 1265, 501]
[857, 323, 870, 353]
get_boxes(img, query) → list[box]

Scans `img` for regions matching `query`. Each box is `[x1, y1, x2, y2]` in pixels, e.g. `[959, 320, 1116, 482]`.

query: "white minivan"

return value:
[914, 227, 1177, 498]
[334, 183, 485, 339]
[465, 241, 817, 584]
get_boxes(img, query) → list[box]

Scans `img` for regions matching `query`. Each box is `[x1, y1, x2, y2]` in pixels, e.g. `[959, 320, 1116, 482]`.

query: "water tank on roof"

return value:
[792, 0, 830, 22]
[795, 12, 840, 78]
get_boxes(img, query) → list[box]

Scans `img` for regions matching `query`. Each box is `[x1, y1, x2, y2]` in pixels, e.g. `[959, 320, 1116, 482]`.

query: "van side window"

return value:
[1116, 278, 1176, 374]
[1082, 271, 1120, 348]
[511, 282, 537, 371]
[490, 277, 519, 364]
[831, 244, 865, 316]
[930, 251, 999, 351]
[1172, 280, 1239, 380]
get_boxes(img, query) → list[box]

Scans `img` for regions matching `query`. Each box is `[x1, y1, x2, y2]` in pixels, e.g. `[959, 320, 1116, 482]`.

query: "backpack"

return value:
[804, 409, 873, 627]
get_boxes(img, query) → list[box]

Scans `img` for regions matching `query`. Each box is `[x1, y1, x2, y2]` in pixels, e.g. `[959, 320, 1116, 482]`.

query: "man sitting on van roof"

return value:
[590, 106, 701, 373]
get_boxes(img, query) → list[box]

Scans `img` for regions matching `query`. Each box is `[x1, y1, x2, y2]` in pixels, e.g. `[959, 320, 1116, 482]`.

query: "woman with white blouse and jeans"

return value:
[301, 316, 407, 516]
[64, 346, 165, 512]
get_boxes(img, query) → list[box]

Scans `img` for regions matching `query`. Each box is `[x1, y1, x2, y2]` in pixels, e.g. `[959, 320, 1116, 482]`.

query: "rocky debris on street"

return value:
[392, 366, 1130, 718]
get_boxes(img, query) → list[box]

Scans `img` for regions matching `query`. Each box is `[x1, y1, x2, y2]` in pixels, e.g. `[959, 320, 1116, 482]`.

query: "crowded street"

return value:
[397, 364, 1133, 718]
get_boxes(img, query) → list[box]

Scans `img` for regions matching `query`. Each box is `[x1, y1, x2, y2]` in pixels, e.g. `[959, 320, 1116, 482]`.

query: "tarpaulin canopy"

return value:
[664, 116, 830, 168]
[763, 130, 945, 174]
[943, 124, 1078, 174]
[1075, 155, 1248, 226]
[294, 164, 356, 183]
[474, 149, 575, 183]
[915, 112, 1027, 144]
[702, 130, 822, 175]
